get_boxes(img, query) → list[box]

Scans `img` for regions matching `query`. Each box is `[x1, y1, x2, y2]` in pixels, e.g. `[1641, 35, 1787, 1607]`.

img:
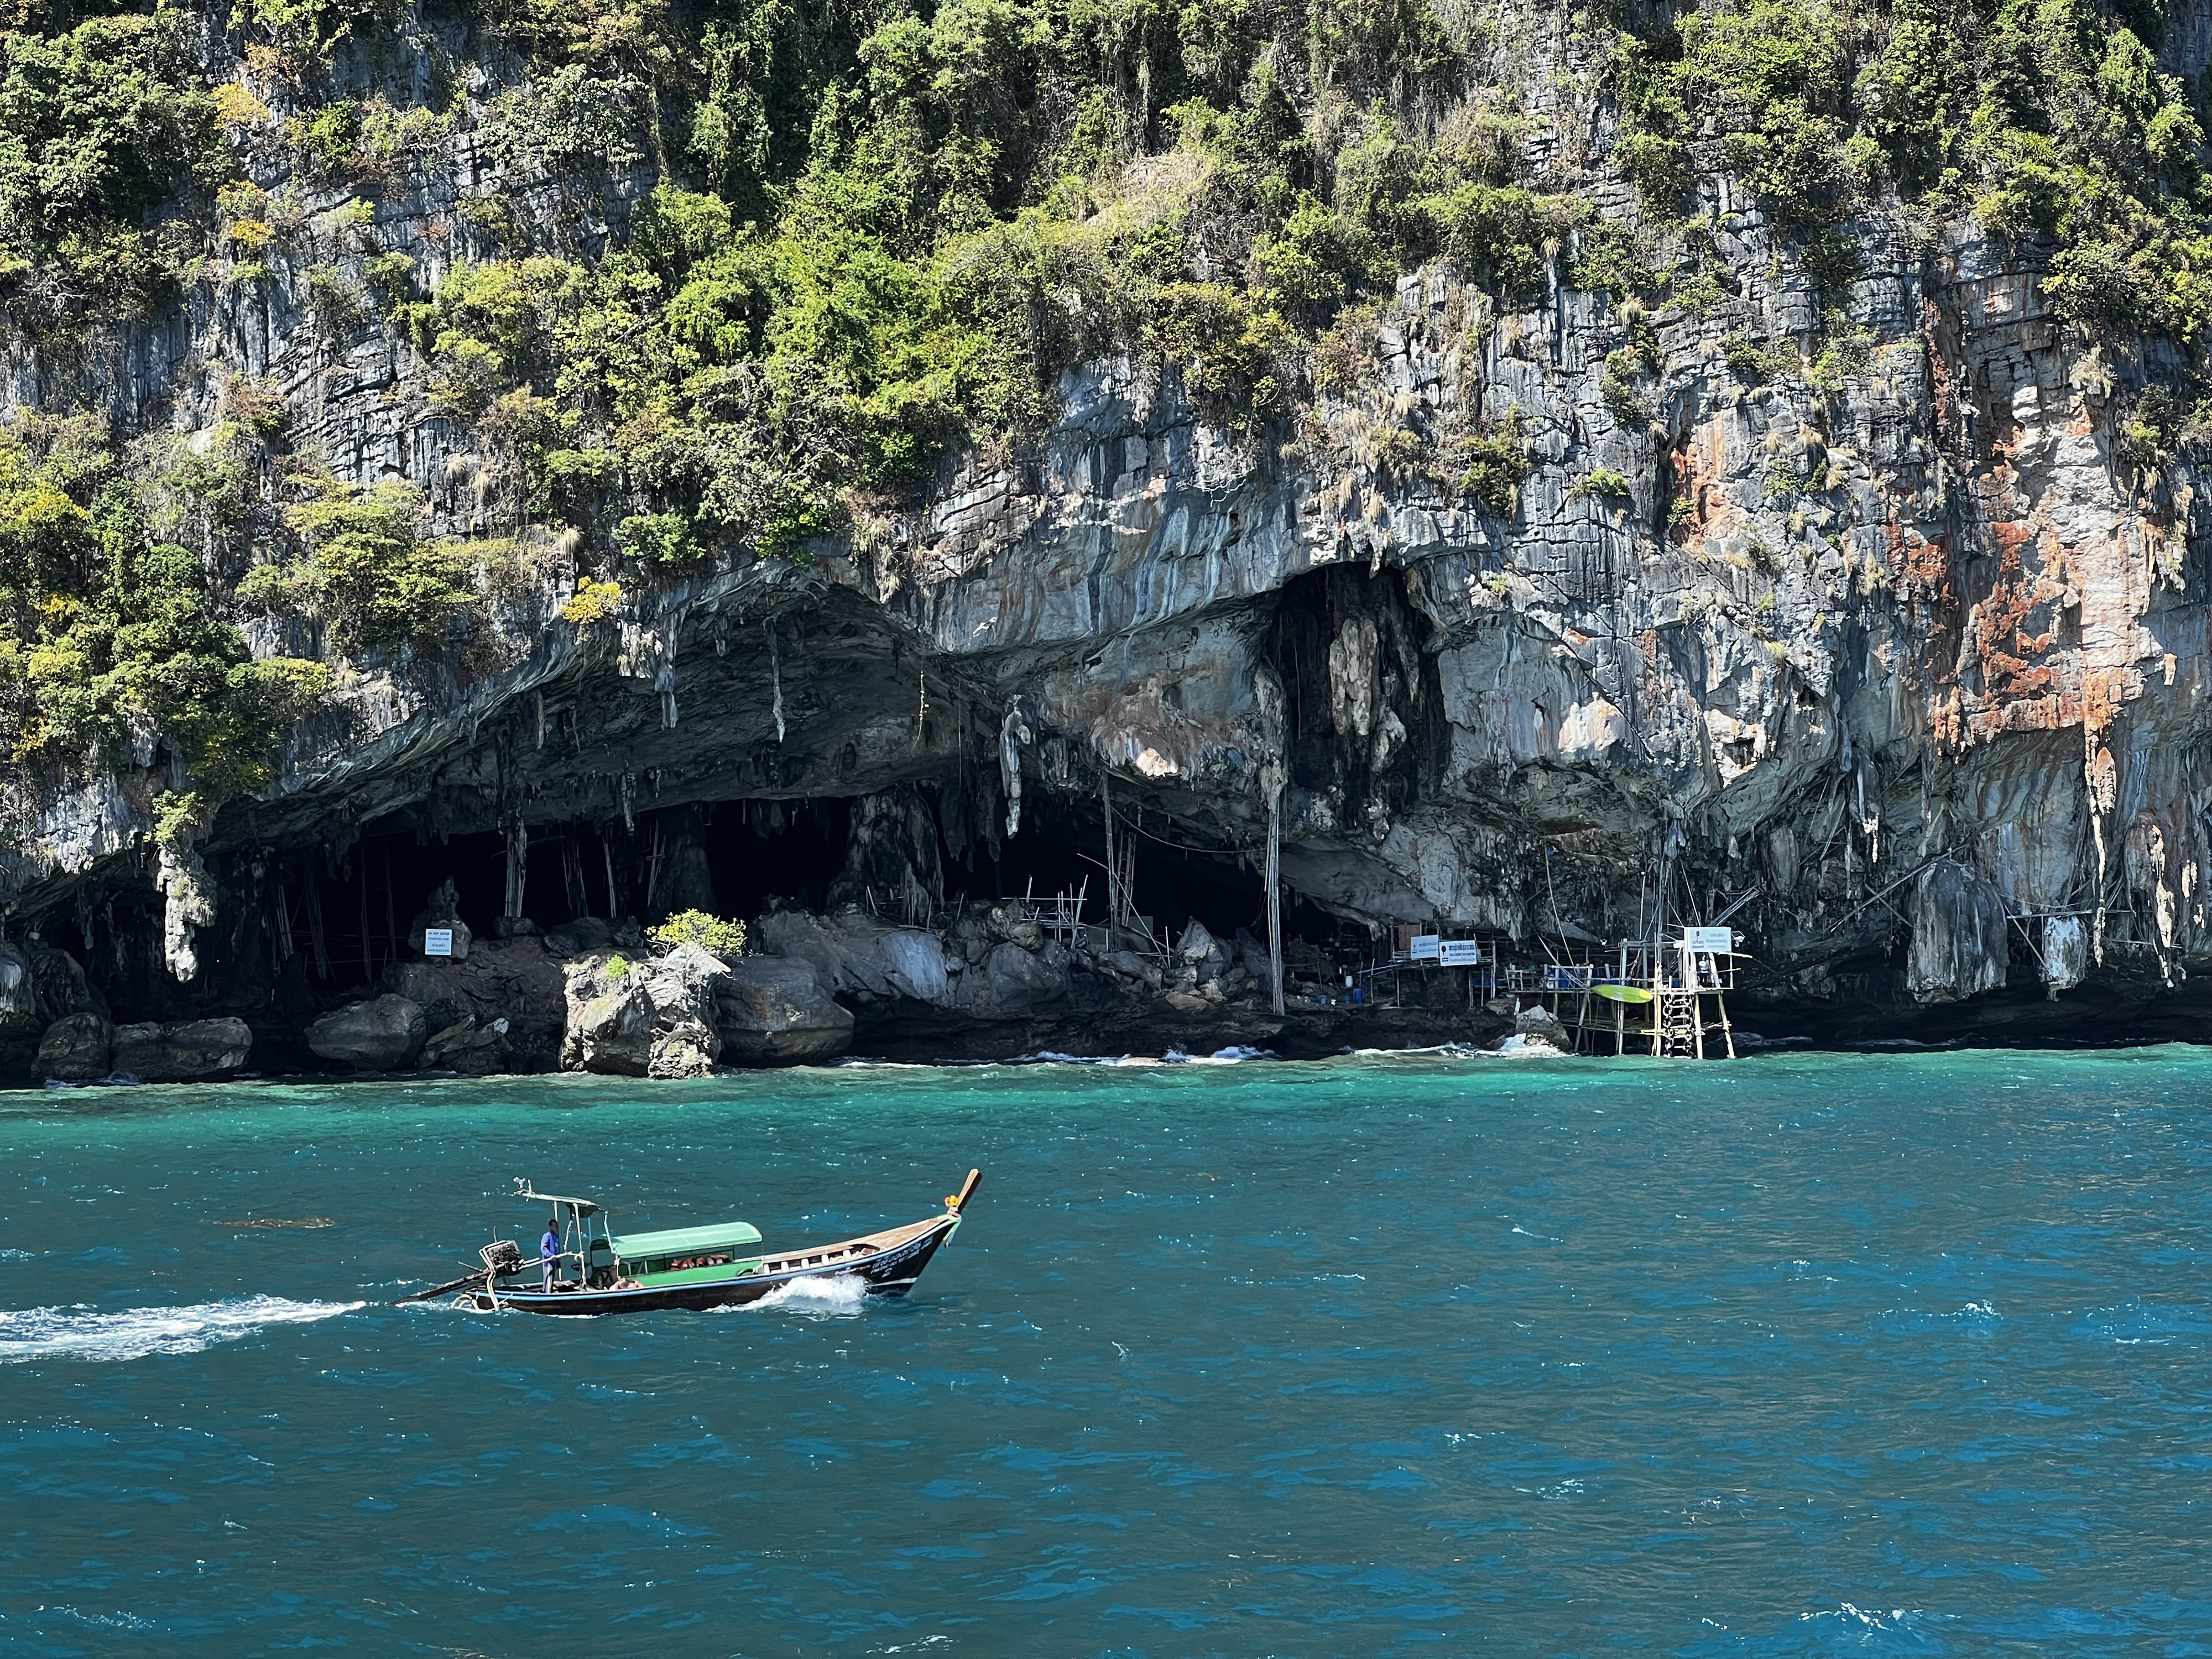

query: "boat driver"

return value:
[541, 1218, 560, 1292]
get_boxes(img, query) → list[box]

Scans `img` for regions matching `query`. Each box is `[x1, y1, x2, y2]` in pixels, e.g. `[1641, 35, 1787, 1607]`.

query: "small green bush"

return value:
[1721, 329, 1777, 384]
[1572, 467, 1634, 501]
[648, 910, 747, 956]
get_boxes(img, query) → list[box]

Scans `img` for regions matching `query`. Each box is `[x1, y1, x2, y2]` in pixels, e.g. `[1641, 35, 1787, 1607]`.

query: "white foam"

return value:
[0, 1295, 365, 1365]
[1491, 1034, 1568, 1058]
[722, 1272, 872, 1319]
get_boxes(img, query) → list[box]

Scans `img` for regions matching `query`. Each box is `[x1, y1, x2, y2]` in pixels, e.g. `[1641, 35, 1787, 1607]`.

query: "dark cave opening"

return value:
[696, 798, 853, 919]
[961, 791, 1343, 953]
[70, 778, 1353, 1026]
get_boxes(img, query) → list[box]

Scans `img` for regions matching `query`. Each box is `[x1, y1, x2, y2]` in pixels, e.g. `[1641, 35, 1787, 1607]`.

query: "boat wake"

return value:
[0, 1295, 366, 1365]
[721, 1273, 872, 1320]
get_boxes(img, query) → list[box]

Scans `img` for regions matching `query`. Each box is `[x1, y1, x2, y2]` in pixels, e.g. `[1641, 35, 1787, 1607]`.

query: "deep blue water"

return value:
[2, 1048, 2209, 1656]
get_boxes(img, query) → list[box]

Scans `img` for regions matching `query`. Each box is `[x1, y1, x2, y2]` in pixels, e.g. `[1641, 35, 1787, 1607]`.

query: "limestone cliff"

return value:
[4, 0, 2212, 1066]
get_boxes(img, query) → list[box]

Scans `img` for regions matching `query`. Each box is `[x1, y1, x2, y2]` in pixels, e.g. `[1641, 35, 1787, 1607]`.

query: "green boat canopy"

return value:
[612, 1222, 763, 1259]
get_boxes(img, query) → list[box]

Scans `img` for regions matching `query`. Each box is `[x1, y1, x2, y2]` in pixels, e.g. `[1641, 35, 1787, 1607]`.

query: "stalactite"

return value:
[768, 622, 786, 743]
[503, 818, 529, 920]
[1000, 699, 1031, 838]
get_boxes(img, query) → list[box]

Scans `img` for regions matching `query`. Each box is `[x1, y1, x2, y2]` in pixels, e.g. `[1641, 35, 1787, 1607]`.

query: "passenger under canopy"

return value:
[611, 1222, 763, 1259]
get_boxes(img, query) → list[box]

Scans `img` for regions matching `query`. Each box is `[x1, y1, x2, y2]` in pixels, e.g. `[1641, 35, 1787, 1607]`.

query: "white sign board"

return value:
[424, 927, 455, 958]
[1409, 934, 1441, 963]
[1682, 926, 1735, 952]
[1438, 940, 1482, 967]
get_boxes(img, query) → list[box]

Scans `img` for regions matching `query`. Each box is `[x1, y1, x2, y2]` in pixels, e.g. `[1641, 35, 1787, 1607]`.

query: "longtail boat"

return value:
[399, 1169, 980, 1316]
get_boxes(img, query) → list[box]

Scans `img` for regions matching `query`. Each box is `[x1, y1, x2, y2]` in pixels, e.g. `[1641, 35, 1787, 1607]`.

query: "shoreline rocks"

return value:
[307, 996, 429, 1071]
[37, 1012, 114, 1082]
[110, 1018, 254, 1082]
[716, 957, 855, 1065]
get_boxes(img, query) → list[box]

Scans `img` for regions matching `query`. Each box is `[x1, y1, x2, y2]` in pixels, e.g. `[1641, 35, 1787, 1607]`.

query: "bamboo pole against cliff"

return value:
[1264, 761, 1285, 1018]
[359, 872, 373, 981]
[1102, 772, 1119, 941]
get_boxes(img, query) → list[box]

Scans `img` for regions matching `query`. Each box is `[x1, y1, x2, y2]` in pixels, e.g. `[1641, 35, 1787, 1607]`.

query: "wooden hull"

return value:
[460, 1212, 960, 1317]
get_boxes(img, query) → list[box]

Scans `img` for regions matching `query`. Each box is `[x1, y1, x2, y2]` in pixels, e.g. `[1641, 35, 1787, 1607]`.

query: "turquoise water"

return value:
[2, 1050, 2209, 1656]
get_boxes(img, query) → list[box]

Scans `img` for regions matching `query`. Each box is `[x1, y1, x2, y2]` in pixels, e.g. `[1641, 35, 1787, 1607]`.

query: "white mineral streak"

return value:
[157, 843, 215, 983]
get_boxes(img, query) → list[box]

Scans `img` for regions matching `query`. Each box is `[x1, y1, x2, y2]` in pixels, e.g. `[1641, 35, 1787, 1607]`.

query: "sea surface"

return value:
[2, 1048, 2208, 1656]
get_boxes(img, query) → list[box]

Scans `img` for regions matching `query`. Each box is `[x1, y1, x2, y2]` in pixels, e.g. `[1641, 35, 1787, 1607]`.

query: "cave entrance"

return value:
[350, 800, 858, 946]
[972, 789, 1342, 957]
[696, 798, 853, 920]
[320, 783, 1345, 978]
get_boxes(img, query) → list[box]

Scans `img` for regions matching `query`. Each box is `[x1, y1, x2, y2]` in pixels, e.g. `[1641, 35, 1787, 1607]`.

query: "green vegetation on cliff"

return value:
[0, 0, 2206, 816]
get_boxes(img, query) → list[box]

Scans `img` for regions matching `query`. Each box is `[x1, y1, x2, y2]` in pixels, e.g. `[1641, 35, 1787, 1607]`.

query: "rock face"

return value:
[1906, 860, 2014, 1004]
[421, 1017, 510, 1075]
[384, 940, 568, 1070]
[639, 945, 728, 1077]
[37, 1013, 113, 1082]
[307, 996, 430, 1070]
[959, 943, 1069, 1019]
[1514, 1004, 1575, 1047]
[10, 14, 2212, 1056]
[716, 957, 855, 1065]
[0, 945, 37, 1037]
[561, 959, 655, 1077]
[754, 912, 954, 1005]
[109, 1019, 253, 1083]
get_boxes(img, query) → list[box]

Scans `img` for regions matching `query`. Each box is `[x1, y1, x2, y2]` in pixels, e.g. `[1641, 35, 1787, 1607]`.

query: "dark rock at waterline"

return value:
[959, 942, 1068, 1019]
[561, 958, 655, 1076]
[1514, 1004, 1574, 1047]
[38, 1012, 114, 1082]
[111, 1018, 253, 1082]
[715, 957, 855, 1065]
[649, 1018, 721, 1078]
[307, 995, 429, 1070]
[421, 1016, 510, 1075]
[384, 938, 567, 1069]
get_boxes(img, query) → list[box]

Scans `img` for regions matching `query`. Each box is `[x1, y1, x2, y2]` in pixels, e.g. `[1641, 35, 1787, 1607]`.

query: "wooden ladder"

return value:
[1657, 987, 1703, 1057]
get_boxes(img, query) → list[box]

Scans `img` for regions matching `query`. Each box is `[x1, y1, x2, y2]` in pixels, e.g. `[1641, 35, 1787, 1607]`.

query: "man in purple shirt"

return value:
[541, 1219, 560, 1292]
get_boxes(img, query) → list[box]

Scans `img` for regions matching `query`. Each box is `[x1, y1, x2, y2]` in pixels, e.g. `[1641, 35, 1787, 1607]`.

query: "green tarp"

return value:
[611, 1221, 763, 1259]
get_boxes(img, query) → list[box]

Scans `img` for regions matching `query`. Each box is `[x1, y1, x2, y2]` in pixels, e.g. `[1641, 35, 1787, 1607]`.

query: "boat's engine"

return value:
[480, 1240, 523, 1275]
